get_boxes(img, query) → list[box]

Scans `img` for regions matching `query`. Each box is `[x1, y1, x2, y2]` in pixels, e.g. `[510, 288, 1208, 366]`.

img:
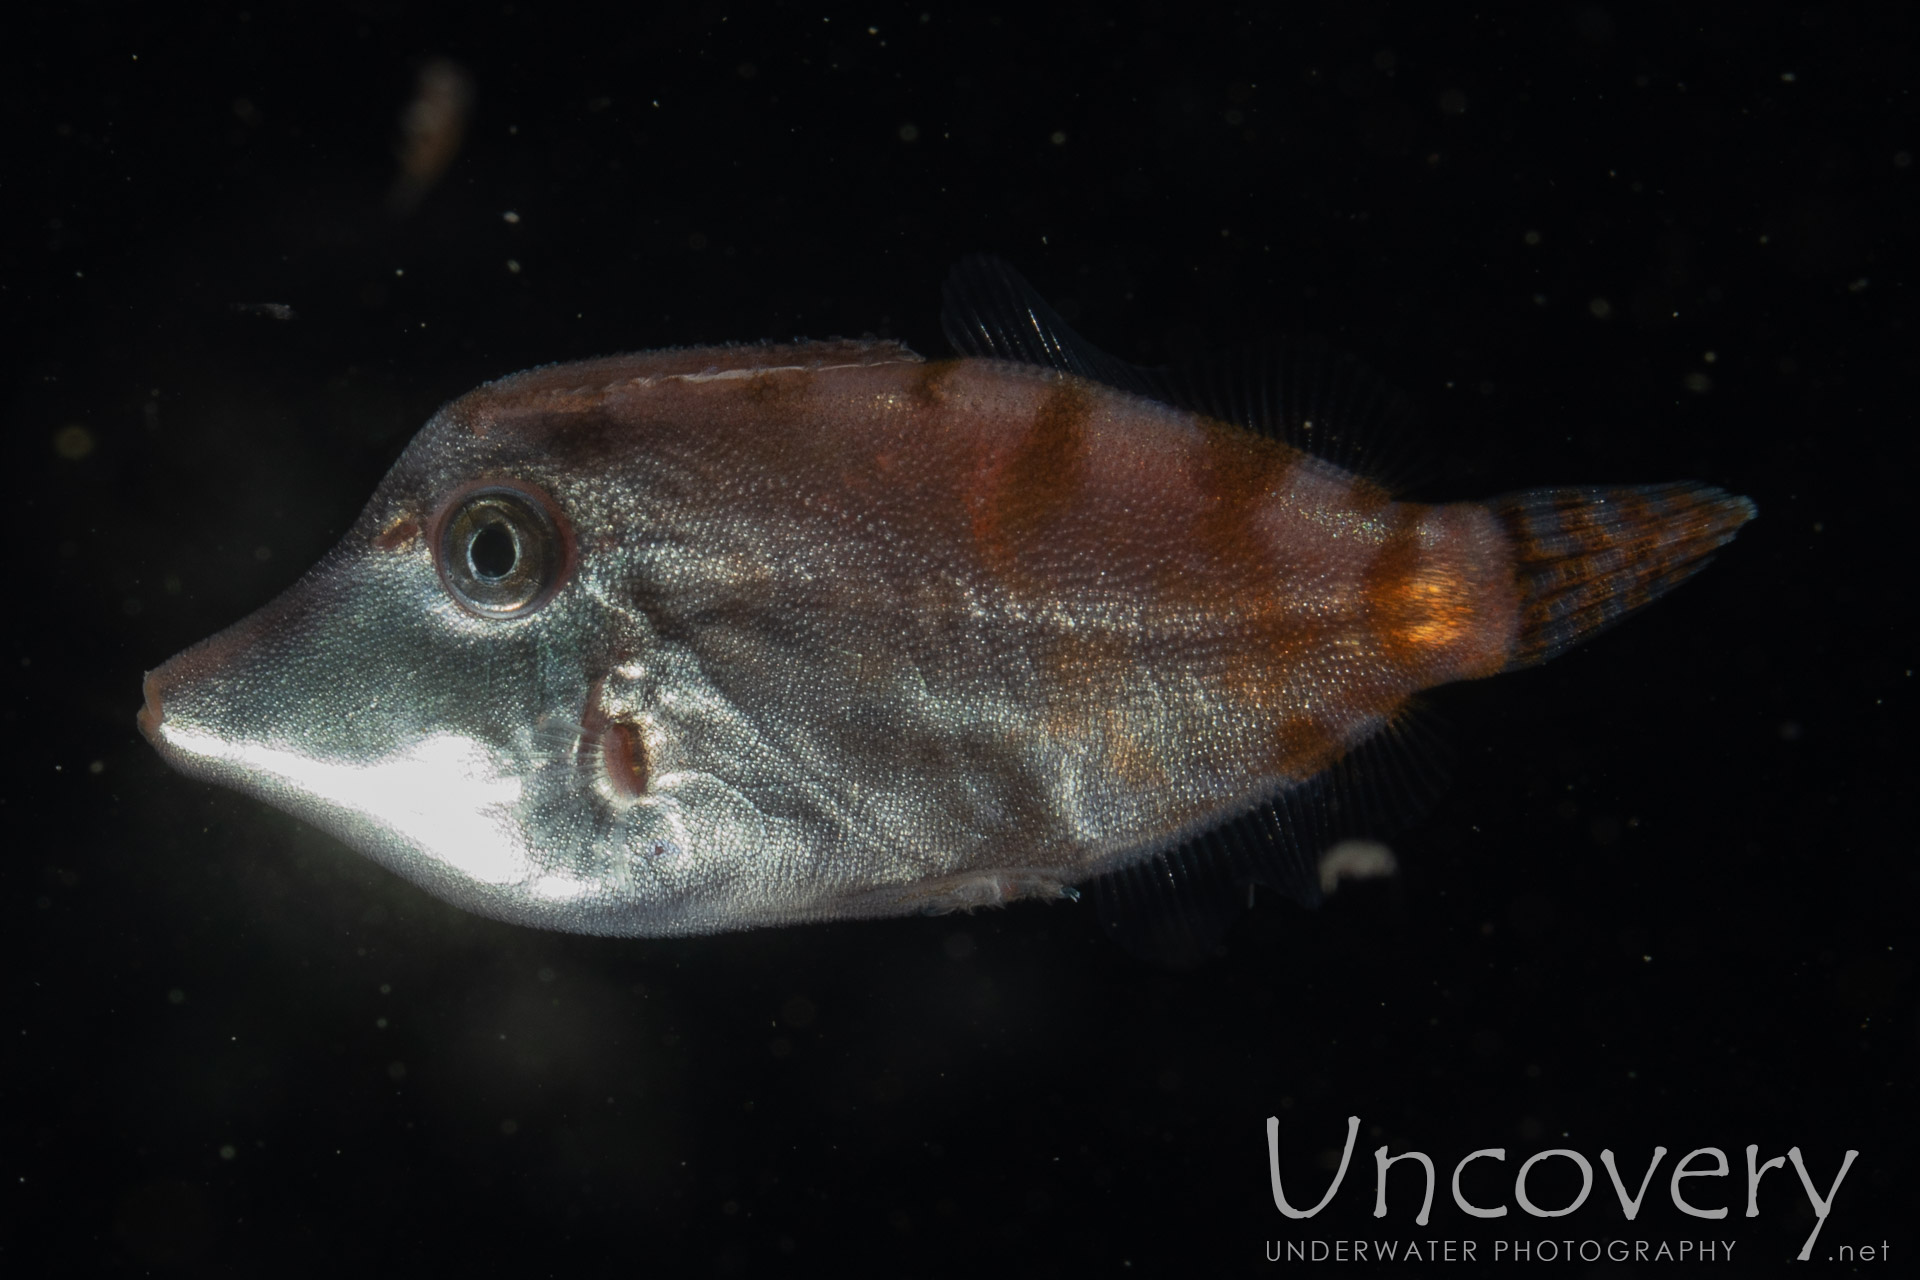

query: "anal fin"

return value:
[1090, 712, 1446, 966]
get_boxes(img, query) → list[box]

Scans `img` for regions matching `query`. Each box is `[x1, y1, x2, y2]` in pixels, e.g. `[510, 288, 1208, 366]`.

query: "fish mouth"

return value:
[137, 668, 167, 746]
[138, 657, 213, 773]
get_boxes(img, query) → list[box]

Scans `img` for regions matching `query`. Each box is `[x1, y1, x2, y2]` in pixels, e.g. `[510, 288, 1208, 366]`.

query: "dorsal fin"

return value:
[941, 254, 1162, 397]
[1151, 340, 1425, 489]
[940, 255, 1421, 489]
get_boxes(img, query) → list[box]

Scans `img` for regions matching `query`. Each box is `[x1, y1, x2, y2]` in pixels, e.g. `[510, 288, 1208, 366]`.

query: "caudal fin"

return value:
[1492, 483, 1757, 669]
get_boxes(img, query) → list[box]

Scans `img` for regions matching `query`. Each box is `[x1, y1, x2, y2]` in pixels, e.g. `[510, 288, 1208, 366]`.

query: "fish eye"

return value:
[434, 483, 570, 617]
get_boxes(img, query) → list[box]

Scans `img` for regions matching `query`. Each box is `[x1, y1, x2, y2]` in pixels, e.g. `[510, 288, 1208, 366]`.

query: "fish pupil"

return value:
[468, 520, 516, 579]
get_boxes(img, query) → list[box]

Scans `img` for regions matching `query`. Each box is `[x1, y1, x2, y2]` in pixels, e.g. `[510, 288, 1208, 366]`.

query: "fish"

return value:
[137, 257, 1755, 956]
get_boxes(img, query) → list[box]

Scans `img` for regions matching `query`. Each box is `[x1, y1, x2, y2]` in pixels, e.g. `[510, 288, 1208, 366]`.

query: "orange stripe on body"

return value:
[1180, 422, 1304, 603]
[966, 376, 1095, 581]
[1362, 504, 1513, 686]
[1182, 431, 1399, 782]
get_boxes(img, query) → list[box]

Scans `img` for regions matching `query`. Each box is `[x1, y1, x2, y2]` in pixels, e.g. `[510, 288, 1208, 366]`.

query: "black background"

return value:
[7, 2, 1912, 1273]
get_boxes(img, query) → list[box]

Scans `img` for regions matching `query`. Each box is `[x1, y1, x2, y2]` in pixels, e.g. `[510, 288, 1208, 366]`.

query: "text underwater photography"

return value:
[6, 1, 1913, 1273]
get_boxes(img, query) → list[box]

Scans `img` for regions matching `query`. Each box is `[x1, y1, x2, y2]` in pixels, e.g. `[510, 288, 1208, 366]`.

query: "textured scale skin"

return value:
[140, 275, 1754, 939]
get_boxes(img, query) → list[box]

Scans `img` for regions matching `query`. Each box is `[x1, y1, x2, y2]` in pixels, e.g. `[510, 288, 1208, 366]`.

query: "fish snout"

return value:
[134, 619, 264, 767]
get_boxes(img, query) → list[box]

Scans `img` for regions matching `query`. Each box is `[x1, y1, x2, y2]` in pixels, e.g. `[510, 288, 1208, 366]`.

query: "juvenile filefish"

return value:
[139, 259, 1754, 954]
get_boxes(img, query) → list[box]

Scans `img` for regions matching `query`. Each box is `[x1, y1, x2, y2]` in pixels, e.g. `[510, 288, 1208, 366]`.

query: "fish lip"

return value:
[136, 669, 166, 746]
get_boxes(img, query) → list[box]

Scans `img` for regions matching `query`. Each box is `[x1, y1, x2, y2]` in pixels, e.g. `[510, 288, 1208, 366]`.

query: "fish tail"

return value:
[1491, 483, 1757, 669]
